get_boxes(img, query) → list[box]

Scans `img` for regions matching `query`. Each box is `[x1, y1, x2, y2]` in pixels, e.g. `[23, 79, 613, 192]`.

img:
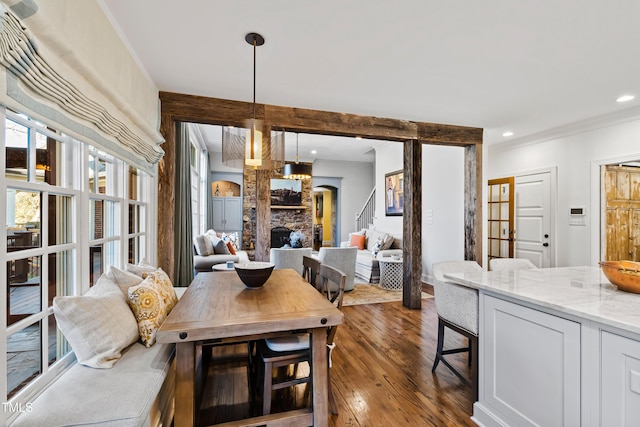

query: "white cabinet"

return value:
[212, 197, 242, 232]
[601, 331, 640, 426]
[478, 295, 581, 427]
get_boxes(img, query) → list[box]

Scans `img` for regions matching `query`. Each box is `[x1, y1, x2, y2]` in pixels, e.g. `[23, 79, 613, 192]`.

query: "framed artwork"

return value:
[384, 170, 404, 216]
[270, 179, 303, 207]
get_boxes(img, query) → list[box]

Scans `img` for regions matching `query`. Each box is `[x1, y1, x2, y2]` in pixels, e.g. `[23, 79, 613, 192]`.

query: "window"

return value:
[188, 126, 208, 237]
[1, 107, 154, 408]
[4, 111, 77, 400]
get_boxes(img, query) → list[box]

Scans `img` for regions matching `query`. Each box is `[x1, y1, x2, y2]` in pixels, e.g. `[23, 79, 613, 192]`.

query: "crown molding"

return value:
[490, 106, 640, 151]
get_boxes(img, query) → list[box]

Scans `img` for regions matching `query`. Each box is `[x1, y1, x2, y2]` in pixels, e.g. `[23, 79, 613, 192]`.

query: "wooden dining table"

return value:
[156, 268, 344, 426]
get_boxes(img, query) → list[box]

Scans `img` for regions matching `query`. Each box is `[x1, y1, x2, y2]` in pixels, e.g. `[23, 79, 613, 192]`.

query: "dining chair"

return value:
[431, 260, 482, 402]
[489, 257, 537, 271]
[302, 255, 322, 290]
[255, 264, 346, 416]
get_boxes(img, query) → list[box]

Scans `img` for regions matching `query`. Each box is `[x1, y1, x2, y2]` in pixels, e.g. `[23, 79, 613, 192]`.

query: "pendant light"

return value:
[221, 33, 284, 171]
[283, 133, 312, 180]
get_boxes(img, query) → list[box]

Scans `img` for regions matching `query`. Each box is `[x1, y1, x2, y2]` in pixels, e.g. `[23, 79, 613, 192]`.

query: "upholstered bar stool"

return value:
[431, 260, 482, 402]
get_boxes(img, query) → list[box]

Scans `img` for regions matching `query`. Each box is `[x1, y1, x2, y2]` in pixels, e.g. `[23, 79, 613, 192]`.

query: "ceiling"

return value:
[100, 0, 640, 153]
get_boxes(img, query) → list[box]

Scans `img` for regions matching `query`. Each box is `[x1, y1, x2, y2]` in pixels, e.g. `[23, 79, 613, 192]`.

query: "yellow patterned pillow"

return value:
[143, 268, 178, 313]
[127, 278, 168, 347]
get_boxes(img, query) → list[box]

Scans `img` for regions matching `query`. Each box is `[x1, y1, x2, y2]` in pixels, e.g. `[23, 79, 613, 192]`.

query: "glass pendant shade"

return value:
[222, 124, 284, 171]
[245, 120, 263, 167]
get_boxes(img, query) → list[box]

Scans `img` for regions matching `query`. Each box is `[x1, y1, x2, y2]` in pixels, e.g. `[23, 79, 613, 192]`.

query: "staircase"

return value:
[355, 189, 375, 231]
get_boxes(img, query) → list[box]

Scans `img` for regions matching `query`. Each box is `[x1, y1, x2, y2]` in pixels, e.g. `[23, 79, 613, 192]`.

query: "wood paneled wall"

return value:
[158, 92, 483, 308]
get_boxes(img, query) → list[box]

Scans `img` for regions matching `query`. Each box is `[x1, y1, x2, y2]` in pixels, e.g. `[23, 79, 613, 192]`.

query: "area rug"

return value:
[343, 284, 432, 306]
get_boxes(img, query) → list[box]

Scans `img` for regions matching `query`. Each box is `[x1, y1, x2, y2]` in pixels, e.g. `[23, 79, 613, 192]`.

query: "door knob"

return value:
[544, 234, 549, 238]
[543, 243, 549, 247]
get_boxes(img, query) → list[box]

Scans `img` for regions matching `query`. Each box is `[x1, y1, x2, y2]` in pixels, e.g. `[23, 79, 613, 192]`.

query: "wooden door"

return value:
[488, 177, 514, 262]
[604, 165, 640, 261]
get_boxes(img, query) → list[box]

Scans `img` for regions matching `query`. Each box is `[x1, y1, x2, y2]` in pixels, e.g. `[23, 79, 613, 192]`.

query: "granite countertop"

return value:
[444, 266, 640, 336]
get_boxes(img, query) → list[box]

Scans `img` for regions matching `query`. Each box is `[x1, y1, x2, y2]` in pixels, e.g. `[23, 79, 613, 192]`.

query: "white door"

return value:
[515, 172, 552, 267]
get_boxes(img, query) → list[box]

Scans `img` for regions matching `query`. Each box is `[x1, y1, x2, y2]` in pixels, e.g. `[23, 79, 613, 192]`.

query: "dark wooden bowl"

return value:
[599, 260, 640, 294]
[235, 262, 275, 288]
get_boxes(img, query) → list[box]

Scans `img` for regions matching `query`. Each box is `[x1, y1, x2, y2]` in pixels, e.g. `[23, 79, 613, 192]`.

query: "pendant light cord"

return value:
[252, 37, 256, 121]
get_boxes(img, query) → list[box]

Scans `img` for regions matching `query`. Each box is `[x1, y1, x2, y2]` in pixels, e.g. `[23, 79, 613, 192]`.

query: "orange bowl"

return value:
[599, 261, 640, 294]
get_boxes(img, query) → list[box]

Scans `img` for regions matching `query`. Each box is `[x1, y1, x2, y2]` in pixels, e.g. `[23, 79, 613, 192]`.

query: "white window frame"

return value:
[0, 107, 156, 423]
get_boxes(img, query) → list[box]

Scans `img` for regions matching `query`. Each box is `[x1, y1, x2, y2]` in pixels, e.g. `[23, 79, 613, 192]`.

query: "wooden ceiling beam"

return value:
[159, 91, 483, 145]
[417, 122, 483, 146]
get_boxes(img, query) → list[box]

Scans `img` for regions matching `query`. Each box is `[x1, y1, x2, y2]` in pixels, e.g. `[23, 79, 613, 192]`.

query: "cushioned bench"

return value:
[10, 269, 187, 427]
[11, 342, 176, 427]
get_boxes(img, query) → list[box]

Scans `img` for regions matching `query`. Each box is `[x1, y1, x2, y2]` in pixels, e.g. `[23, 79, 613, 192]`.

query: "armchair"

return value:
[317, 247, 357, 291]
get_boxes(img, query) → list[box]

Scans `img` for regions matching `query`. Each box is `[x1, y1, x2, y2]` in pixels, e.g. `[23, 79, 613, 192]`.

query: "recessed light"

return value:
[311, 150, 317, 154]
[617, 95, 635, 103]
[502, 131, 514, 137]
[355, 136, 362, 140]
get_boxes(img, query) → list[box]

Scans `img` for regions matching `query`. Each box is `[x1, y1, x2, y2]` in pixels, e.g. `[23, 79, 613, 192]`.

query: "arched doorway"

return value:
[313, 185, 339, 249]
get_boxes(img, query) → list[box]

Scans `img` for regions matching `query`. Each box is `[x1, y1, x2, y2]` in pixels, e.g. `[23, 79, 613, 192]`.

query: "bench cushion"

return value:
[12, 342, 175, 427]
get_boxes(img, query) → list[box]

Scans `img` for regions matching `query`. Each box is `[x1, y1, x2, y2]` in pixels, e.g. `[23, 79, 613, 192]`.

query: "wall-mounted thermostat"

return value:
[569, 207, 586, 226]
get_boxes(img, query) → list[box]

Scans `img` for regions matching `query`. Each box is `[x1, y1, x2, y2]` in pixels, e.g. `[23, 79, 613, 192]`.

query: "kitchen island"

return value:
[445, 266, 640, 427]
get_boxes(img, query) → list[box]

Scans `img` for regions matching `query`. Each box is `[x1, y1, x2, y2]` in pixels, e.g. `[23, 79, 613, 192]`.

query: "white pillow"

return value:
[53, 275, 139, 368]
[126, 260, 158, 277]
[105, 266, 144, 297]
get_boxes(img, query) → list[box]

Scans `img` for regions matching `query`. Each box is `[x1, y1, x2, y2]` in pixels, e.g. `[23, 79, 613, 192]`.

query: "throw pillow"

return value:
[381, 234, 395, 250]
[193, 234, 214, 256]
[226, 241, 236, 255]
[127, 276, 171, 348]
[366, 229, 389, 251]
[53, 275, 139, 368]
[212, 236, 230, 254]
[350, 233, 366, 250]
[105, 266, 144, 297]
[126, 260, 158, 278]
[222, 232, 240, 251]
[143, 268, 179, 313]
[371, 236, 384, 257]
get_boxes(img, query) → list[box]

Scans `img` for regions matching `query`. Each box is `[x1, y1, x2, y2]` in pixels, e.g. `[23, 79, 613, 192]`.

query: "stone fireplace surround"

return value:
[242, 167, 314, 258]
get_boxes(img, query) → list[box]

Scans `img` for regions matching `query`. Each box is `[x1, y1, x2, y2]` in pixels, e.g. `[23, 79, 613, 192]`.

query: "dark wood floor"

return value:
[200, 294, 476, 426]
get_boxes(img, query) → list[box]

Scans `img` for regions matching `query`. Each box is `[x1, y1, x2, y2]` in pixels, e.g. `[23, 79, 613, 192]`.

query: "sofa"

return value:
[341, 228, 402, 283]
[193, 230, 249, 273]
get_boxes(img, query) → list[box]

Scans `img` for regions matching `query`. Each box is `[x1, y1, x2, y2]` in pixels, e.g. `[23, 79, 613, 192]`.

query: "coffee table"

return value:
[212, 263, 235, 271]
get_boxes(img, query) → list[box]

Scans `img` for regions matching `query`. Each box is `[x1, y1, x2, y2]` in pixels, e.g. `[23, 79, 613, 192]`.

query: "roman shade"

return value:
[0, 1, 164, 173]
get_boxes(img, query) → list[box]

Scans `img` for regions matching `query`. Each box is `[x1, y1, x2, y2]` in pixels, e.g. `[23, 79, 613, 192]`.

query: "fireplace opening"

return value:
[271, 226, 292, 248]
